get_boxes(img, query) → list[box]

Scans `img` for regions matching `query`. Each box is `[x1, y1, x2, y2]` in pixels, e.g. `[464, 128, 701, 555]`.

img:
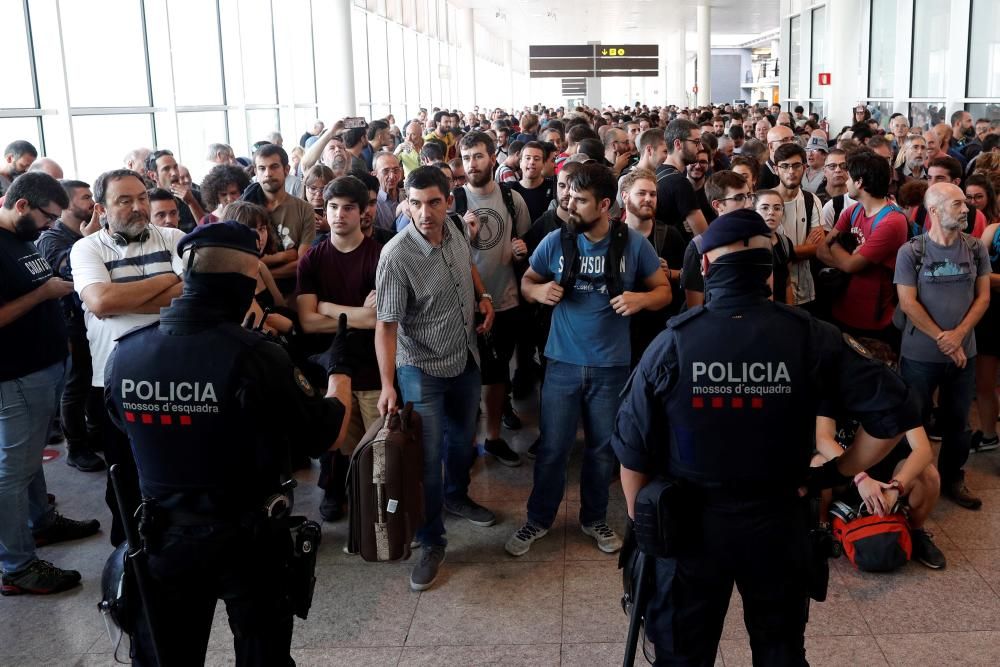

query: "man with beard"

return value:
[0, 141, 38, 196]
[373, 152, 404, 231]
[458, 132, 531, 468]
[656, 120, 709, 243]
[895, 183, 992, 510]
[510, 142, 554, 223]
[252, 144, 315, 295]
[0, 173, 101, 596]
[508, 163, 669, 557]
[687, 148, 715, 224]
[70, 169, 185, 547]
[297, 176, 383, 522]
[425, 111, 457, 160]
[621, 169, 684, 363]
[897, 134, 929, 184]
[145, 150, 205, 232]
[36, 180, 105, 472]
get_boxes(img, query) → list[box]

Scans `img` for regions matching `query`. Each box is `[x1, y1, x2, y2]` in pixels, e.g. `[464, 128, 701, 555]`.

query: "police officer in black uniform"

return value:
[612, 209, 921, 666]
[105, 221, 353, 667]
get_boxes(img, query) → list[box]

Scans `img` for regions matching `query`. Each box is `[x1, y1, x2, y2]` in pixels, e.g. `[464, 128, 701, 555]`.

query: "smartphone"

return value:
[344, 117, 367, 129]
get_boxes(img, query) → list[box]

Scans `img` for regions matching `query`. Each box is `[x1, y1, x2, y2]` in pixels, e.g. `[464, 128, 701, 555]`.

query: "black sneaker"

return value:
[526, 436, 540, 460]
[1, 560, 81, 596]
[319, 493, 344, 522]
[944, 479, 982, 510]
[501, 399, 522, 431]
[911, 528, 946, 569]
[970, 431, 1000, 453]
[66, 449, 106, 472]
[484, 438, 522, 467]
[409, 545, 446, 591]
[32, 513, 101, 547]
[444, 496, 496, 527]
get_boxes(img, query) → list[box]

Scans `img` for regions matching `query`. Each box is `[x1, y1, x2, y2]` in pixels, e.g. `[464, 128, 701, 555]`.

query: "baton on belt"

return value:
[109, 464, 163, 667]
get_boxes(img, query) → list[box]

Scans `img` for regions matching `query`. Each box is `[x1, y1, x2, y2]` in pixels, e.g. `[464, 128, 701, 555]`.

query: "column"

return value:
[586, 40, 601, 108]
[824, 0, 862, 133]
[666, 29, 687, 107]
[319, 0, 356, 119]
[696, 4, 711, 106]
[459, 8, 476, 111]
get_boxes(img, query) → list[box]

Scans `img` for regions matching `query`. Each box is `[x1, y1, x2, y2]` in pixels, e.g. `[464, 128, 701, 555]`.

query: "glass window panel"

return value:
[415, 0, 426, 32]
[1, 1, 36, 108]
[218, 0, 246, 106]
[909, 102, 946, 131]
[0, 117, 42, 154]
[177, 111, 228, 184]
[911, 0, 949, 98]
[868, 0, 897, 98]
[238, 0, 277, 104]
[968, 0, 1000, 98]
[417, 35, 430, 108]
[967, 103, 1000, 127]
[168, 0, 224, 105]
[428, 42, 440, 107]
[387, 24, 405, 108]
[273, 0, 317, 105]
[809, 7, 825, 98]
[352, 7, 371, 108]
[73, 114, 153, 184]
[62, 0, 149, 107]
[368, 15, 390, 107]
[143, 0, 174, 108]
[865, 102, 895, 129]
[402, 0, 415, 27]
[788, 16, 800, 99]
[403, 30, 420, 119]
[246, 109, 279, 150]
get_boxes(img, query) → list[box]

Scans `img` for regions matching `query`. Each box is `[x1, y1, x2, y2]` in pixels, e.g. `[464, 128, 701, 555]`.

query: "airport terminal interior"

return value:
[2, 0, 1000, 665]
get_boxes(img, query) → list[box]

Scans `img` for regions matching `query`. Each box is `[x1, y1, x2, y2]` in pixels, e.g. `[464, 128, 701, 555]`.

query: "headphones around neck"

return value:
[107, 225, 151, 247]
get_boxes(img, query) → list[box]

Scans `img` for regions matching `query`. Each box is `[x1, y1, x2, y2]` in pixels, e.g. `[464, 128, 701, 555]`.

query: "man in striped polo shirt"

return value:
[71, 169, 184, 547]
[375, 166, 496, 592]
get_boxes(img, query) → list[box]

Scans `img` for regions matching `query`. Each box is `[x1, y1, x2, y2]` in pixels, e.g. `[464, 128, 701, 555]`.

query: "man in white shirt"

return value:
[773, 143, 823, 309]
[70, 169, 184, 546]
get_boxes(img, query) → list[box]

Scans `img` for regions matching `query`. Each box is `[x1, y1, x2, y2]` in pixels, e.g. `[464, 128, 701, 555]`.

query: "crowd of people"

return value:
[1, 98, 1000, 657]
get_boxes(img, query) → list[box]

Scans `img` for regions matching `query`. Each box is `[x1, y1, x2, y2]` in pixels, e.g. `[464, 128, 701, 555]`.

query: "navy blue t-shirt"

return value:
[529, 226, 660, 367]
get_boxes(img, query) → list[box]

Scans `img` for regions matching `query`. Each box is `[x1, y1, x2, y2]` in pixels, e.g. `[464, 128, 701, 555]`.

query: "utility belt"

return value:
[136, 481, 322, 619]
[629, 477, 836, 602]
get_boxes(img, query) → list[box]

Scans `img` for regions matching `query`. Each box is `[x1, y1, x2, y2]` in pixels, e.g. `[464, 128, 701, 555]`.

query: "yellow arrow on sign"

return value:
[601, 49, 608, 55]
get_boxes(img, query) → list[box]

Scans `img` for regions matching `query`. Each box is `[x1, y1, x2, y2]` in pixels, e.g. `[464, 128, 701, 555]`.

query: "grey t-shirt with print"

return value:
[894, 234, 991, 363]
[462, 184, 531, 312]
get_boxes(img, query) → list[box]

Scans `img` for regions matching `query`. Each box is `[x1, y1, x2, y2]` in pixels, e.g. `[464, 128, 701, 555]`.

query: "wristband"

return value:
[853, 472, 869, 486]
[889, 478, 905, 495]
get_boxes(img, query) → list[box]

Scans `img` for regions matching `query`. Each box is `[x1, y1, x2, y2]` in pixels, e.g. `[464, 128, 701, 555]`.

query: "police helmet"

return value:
[98, 542, 136, 636]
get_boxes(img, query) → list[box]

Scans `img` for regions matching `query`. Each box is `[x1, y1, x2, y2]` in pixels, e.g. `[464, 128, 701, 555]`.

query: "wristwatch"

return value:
[478, 292, 493, 303]
[888, 478, 905, 495]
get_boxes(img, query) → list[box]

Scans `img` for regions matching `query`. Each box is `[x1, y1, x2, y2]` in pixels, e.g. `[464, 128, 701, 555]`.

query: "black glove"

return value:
[805, 457, 852, 495]
[309, 313, 353, 377]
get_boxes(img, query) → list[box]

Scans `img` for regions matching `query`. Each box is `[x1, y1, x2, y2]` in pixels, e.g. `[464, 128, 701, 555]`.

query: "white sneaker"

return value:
[581, 521, 623, 553]
[504, 521, 548, 556]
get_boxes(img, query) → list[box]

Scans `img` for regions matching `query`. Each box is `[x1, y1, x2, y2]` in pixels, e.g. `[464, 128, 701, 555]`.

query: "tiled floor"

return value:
[5, 393, 1000, 666]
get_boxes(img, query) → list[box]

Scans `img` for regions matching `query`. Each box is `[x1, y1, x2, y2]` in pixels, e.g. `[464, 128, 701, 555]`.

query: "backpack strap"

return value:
[448, 212, 466, 238]
[498, 183, 519, 239]
[604, 222, 630, 299]
[559, 227, 580, 290]
[453, 187, 468, 217]
[656, 165, 678, 183]
[913, 206, 927, 238]
[652, 221, 668, 257]
[848, 202, 863, 228]
[832, 195, 845, 226]
[803, 191, 815, 232]
[868, 203, 904, 234]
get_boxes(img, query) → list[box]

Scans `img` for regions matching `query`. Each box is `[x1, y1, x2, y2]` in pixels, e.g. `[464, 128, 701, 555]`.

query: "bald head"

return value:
[932, 123, 952, 146]
[925, 182, 968, 232]
[27, 157, 63, 179]
[766, 125, 794, 160]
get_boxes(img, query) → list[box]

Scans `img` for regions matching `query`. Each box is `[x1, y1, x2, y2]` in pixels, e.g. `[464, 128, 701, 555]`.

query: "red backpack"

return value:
[832, 511, 912, 572]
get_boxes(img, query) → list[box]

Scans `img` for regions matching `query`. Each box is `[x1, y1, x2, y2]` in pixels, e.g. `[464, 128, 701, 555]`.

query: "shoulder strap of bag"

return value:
[498, 183, 519, 239]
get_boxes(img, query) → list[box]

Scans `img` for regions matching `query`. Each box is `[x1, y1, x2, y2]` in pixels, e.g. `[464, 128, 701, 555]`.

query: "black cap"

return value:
[177, 220, 261, 258]
[697, 209, 771, 254]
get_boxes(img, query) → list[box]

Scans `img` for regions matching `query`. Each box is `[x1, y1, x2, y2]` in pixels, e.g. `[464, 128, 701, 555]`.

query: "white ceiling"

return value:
[455, 0, 782, 48]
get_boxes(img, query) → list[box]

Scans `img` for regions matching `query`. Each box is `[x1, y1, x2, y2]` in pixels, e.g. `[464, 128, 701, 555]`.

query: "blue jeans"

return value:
[0, 360, 65, 573]
[397, 356, 481, 547]
[901, 357, 976, 484]
[527, 360, 629, 529]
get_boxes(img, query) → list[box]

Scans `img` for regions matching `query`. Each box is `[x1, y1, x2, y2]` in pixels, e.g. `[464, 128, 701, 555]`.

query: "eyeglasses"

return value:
[34, 207, 60, 224]
[824, 162, 848, 172]
[777, 162, 805, 171]
[693, 160, 710, 166]
[757, 204, 785, 213]
[768, 136, 793, 146]
[967, 193, 987, 202]
[683, 138, 703, 146]
[716, 193, 756, 204]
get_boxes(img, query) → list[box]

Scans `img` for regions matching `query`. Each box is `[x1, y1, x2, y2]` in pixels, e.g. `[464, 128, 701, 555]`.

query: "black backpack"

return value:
[452, 183, 520, 239]
[558, 221, 630, 298]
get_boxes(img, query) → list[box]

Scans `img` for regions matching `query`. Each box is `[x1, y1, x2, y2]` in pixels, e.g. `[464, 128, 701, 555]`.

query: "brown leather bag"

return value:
[347, 403, 424, 562]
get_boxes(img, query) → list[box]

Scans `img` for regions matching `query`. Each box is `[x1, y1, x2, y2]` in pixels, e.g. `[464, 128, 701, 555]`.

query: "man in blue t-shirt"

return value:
[506, 163, 670, 557]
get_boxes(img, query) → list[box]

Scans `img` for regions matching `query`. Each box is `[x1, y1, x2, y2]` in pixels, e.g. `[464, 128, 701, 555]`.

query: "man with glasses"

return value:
[773, 142, 823, 309]
[757, 125, 794, 190]
[820, 149, 856, 231]
[656, 120, 709, 244]
[373, 153, 404, 232]
[679, 170, 756, 309]
[687, 148, 716, 224]
[0, 173, 102, 596]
